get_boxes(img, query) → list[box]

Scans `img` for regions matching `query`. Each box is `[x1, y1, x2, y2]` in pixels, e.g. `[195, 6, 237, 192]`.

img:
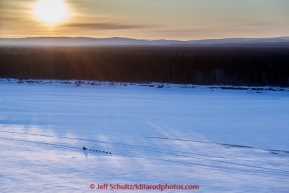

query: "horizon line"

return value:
[1, 36, 289, 42]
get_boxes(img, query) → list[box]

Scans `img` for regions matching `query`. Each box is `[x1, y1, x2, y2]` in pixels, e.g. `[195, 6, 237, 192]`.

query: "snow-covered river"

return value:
[1, 80, 288, 192]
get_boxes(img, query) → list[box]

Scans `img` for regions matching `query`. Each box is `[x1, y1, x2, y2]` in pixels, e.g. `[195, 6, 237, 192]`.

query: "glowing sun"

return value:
[34, 0, 70, 25]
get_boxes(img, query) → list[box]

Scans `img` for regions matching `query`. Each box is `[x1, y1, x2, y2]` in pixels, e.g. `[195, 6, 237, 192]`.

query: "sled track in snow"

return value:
[0, 135, 112, 156]
[1, 130, 289, 168]
[148, 137, 289, 154]
[1, 135, 289, 179]
[1, 131, 289, 178]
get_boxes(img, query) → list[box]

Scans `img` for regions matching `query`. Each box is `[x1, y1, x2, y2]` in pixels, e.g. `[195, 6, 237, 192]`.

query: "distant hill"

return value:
[0, 37, 289, 47]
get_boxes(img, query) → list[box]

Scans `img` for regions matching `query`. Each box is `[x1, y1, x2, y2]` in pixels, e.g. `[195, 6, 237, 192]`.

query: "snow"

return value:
[0, 79, 289, 192]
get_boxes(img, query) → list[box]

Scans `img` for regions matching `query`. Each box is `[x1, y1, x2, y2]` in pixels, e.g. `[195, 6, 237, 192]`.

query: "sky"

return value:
[0, 0, 289, 40]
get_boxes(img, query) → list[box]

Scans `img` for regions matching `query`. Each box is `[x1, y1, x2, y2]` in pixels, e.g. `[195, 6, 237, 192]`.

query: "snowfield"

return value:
[0, 79, 289, 193]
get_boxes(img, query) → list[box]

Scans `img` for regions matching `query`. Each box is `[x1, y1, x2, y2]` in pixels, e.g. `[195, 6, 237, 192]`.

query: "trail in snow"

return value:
[148, 136, 289, 153]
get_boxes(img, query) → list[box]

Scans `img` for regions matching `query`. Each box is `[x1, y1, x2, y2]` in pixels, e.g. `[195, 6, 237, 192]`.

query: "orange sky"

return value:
[0, 0, 289, 40]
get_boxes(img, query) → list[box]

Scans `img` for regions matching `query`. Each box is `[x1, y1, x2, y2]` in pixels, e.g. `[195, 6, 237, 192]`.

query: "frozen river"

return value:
[0, 80, 288, 192]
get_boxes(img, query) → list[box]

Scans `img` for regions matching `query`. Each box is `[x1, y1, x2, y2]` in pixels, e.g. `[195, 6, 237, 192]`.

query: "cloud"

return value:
[64, 22, 156, 30]
[0, 0, 33, 11]
[243, 21, 280, 27]
[0, 15, 23, 22]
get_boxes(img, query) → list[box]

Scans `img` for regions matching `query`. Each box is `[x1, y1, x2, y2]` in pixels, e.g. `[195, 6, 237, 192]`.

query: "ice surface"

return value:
[0, 80, 288, 192]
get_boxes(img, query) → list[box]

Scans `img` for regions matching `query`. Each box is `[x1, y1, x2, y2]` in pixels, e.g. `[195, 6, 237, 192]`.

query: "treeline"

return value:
[0, 46, 289, 86]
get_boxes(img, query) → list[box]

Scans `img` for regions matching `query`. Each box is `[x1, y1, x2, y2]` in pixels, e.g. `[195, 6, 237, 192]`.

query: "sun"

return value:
[34, 0, 70, 25]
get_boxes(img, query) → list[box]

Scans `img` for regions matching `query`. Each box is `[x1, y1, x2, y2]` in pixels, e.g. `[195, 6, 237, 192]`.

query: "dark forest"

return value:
[0, 46, 289, 86]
